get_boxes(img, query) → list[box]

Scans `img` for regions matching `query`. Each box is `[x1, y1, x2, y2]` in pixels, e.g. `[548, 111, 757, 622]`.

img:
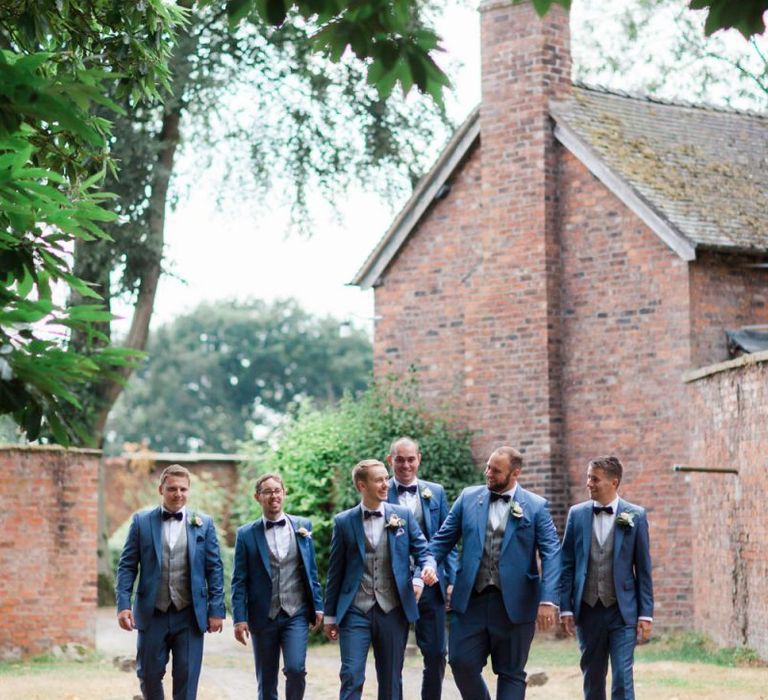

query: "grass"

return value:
[636, 631, 763, 667]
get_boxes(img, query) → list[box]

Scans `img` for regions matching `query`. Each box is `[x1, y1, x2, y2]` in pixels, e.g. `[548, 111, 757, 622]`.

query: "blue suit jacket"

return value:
[230, 514, 323, 630]
[559, 499, 653, 625]
[115, 507, 226, 634]
[387, 478, 457, 600]
[430, 484, 561, 623]
[324, 503, 436, 625]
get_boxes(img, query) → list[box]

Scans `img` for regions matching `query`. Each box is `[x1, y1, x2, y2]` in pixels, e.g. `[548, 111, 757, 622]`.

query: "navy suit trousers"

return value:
[414, 583, 447, 700]
[576, 601, 637, 700]
[338, 604, 409, 700]
[251, 607, 309, 700]
[448, 587, 535, 700]
[137, 605, 204, 700]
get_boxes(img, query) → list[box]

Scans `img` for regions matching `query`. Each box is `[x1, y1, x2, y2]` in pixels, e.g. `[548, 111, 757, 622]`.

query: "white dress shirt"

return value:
[162, 507, 186, 549]
[361, 503, 386, 547]
[593, 496, 620, 546]
[393, 478, 421, 517]
[488, 485, 517, 531]
[263, 512, 291, 559]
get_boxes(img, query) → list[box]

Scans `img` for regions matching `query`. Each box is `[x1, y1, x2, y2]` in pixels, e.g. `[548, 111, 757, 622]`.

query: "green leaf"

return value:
[227, 0, 253, 28]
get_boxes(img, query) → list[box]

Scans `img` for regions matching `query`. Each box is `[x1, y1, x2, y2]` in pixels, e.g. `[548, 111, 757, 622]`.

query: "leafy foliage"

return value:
[0, 2, 185, 443]
[106, 299, 373, 453]
[232, 371, 478, 580]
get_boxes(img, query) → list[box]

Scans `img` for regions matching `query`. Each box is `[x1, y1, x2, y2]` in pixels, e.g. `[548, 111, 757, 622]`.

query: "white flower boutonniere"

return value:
[387, 514, 406, 530]
[616, 511, 636, 528]
[421, 487, 433, 500]
[188, 512, 203, 527]
[297, 527, 311, 539]
[510, 501, 524, 519]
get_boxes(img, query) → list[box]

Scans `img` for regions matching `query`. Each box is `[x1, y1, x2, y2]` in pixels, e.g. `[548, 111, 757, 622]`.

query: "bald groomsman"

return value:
[386, 437, 456, 700]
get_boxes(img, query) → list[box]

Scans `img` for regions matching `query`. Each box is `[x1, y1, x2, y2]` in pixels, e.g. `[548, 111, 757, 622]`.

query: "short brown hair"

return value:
[491, 446, 523, 471]
[255, 473, 285, 493]
[589, 456, 623, 484]
[159, 464, 191, 486]
[352, 459, 386, 487]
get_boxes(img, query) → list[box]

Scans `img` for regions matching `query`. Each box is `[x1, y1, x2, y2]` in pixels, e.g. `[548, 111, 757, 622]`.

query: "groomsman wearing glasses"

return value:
[324, 459, 438, 700]
[559, 456, 653, 700]
[386, 437, 456, 700]
[231, 473, 323, 700]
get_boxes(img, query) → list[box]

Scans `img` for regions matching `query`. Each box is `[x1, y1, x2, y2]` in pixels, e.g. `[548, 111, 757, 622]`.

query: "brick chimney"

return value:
[465, 0, 571, 516]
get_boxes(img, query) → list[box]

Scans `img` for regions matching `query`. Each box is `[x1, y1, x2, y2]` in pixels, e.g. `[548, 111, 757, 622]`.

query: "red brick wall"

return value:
[0, 446, 100, 659]
[689, 251, 768, 366]
[686, 352, 768, 658]
[373, 144, 481, 425]
[558, 150, 694, 626]
[464, 0, 572, 513]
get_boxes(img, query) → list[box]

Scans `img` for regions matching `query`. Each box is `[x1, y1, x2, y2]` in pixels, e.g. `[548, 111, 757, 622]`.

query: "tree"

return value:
[573, 0, 767, 111]
[105, 299, 373, 453]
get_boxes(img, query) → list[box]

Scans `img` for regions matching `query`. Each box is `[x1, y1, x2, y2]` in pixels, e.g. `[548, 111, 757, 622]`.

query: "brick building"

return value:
[352, 0, 768, 629]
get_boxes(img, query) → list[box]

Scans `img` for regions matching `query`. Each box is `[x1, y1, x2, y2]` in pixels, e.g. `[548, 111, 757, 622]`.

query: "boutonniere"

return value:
[188, 512, 203, 527]
[387, 514, 405, 530]
[510, 501, 524, 519]
[421, 487, 433, 500]
[297, 527, 311, 539]
[615, 511, 636, 528]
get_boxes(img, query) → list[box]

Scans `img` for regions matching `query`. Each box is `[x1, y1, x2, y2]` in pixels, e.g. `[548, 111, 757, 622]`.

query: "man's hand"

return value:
[117, 609, 134, 632]
[234, 622, 250, 645]
[636, 619, 652, 644]
[536, 604, 556, 631]
[445, 584, 454, 611]
[310, 612, 324, 633]
[560, 614, 576, 637]
[323, 623, 339, 642]
[208, 617, 224, 633]
[421, 567, 438, 586]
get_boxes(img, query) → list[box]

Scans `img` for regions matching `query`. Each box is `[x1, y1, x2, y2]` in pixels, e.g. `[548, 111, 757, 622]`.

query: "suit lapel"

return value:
[501, 487, 527, 555]
[417, 480, 433, 538]
[387, 480, 399, 506]
[613, 498, 627, 569]
[474, 489, 491, 551]
[581, 503, 593, 563]
[383, 504, 398, 562]
[186, 513, 197, 566]
[288, 515, 309, 573]
[351, 506, 367, 561]
[252, 520, 272, 575]
[150, 507, 163, 564]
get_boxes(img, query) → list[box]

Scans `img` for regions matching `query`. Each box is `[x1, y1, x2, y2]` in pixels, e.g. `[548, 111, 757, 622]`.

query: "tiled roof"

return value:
[550, 86, 768, 254]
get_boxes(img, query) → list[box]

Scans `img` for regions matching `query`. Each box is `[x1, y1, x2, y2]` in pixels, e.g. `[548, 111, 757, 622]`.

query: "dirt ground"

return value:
[0, 609, 766, 699]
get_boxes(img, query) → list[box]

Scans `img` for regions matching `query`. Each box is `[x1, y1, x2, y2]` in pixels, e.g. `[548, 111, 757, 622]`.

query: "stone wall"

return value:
[0, 446, 100, 660]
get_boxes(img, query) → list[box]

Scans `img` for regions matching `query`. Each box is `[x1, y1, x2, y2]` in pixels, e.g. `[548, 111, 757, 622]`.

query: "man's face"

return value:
[387, 440, 421, 485]
[357, 465, 390, 505]
[159, 475, 189, 513]
[485, 452, 518, 493]
[587, 466, 618, 505]
[256, 478, 285, 519]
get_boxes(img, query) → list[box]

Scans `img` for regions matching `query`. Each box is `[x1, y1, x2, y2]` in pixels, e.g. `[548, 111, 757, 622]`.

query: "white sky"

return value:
[112, 1, 765, 338]
[122, 2, 482, 337]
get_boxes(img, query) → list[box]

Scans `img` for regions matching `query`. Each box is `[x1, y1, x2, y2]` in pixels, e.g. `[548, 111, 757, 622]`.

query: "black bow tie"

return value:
[162, 510, 183, 521]
[364, 510, 383, 519]
[593, 505, 614, 515]
[397, 484, 417, 495]
[489, 492, 511, 503]
[266, 518, 286, 530]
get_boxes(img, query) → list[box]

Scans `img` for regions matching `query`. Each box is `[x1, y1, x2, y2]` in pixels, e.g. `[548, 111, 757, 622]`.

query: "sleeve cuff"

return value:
[412, 578, 424, 588]
[324, 616, 336, 624]
[638, 616, 653, 622]
[560, 611, 574, 617]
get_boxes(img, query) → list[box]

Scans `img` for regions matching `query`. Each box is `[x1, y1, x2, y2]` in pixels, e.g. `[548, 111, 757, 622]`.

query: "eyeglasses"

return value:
[259, 489, 283, 497]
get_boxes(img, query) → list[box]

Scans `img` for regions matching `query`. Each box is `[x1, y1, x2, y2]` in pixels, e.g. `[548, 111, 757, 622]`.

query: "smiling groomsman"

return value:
[386, 437, 456, 700]
[559, 456, 653, 700]
[116, 464, 225, 700]
[430, 446, 561, 700]
[323, 459, 438, 700]
[231, 473, 323, 700]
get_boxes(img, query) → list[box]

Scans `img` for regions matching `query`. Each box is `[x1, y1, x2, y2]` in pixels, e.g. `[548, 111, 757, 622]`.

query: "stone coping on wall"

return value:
[114, 451, 247, 463]
[0, 443, 101, 455]
[684, 348, 768, 383]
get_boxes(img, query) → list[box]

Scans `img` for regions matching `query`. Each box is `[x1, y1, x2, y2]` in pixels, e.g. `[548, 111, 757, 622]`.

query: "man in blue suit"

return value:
[231, 472, 324, 700]
[323, 459, 438, 700]
[430, 445, 561, 700]
[386, 436, 456, 700]
[559, 455, 653, 700]
[116, 464, 225, 700]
